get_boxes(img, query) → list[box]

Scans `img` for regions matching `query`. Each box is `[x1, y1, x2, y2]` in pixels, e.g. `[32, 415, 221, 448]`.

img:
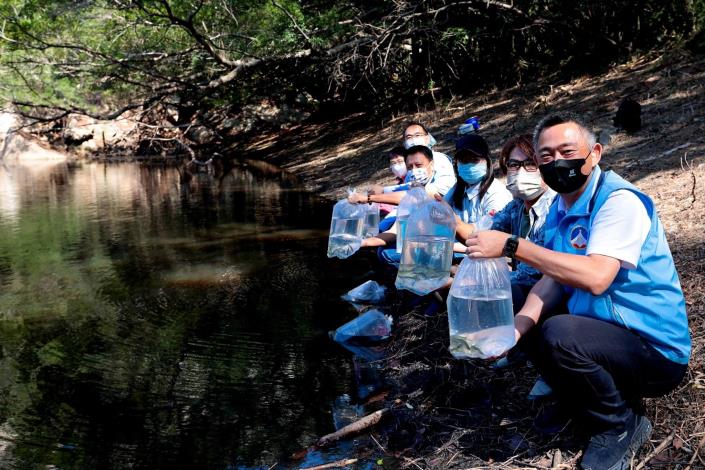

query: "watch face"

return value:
[503, 237, 519, 257]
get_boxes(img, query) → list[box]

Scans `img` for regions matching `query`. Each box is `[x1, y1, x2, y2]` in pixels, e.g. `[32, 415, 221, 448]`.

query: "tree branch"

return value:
[271, 0, 313, 46]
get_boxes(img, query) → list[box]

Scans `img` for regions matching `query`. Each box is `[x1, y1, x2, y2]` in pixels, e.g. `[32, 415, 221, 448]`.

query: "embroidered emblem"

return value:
[569, 225, 589, 249]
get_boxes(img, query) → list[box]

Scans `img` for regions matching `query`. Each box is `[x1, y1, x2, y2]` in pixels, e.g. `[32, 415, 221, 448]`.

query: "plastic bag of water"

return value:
[395, 198, 456, 295]
[341, 280, 386, 304]
[447, 216, 515, 359]
[395, 187, 431, 254]
[327, 195, 366, 259]
[333, 310, 393, 344]
[363, 202, 380, 238]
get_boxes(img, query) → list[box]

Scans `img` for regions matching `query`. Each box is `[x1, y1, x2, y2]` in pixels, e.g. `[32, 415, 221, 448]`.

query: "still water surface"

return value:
[0, 161, 377, 469]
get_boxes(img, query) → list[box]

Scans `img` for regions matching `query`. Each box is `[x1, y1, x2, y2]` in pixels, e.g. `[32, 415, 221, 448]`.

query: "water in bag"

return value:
[363, 202, 380, 238]
[448, 289, 514, 359]
[396, 236, 454, 294]
[395, 187, 432, 254]
[341, 280, 386, 304]
[395, 199, 456, 295]
[327, 198, 366, 259]
[447, 216, 515, 359]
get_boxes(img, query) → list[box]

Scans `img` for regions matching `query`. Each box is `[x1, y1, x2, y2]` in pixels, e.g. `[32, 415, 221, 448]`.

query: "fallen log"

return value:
[317, 408, 388, 447]
[300, 458, 358, 470]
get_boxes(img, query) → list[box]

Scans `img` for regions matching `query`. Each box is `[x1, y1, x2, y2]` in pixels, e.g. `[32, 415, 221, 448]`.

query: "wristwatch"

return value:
[502, 235, 520, 260]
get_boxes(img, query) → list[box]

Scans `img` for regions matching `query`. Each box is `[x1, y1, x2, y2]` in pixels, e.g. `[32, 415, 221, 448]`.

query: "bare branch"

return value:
[271, 0, 312, 46]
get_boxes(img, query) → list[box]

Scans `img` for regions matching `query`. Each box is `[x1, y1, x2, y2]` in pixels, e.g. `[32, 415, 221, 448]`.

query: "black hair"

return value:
[533, 112, 596, 150]
[388, 146, 407, 159]
[404, 145, 434, 161]
[451, 149, 494, 211]
[403, 121, 430, 137]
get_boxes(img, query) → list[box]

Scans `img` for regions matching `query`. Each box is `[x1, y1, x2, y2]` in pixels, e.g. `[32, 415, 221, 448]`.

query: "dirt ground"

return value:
[246, 48, 705, 469]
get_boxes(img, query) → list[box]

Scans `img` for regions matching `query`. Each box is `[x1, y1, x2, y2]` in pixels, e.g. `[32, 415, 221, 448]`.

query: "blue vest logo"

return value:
[569, 225, 589, 249]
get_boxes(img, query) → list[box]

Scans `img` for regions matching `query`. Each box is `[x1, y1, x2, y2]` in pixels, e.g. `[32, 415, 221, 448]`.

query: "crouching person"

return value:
[466, 113, 690, 470]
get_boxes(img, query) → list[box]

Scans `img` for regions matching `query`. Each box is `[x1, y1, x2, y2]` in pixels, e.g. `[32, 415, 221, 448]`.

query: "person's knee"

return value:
[539, 315, 586, 365]
[541, 315, 580, 344]
[378, 248, 400, 267]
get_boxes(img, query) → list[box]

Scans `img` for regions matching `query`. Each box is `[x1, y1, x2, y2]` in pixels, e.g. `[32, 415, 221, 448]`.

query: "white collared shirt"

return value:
[445, 179, 513, 223]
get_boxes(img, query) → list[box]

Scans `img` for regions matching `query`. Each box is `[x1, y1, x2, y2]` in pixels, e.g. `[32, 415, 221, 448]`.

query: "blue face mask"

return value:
[457, 162, 487, 185]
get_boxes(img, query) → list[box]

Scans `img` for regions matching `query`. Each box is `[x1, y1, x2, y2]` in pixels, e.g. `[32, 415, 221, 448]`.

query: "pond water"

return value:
[0, 161, 381, 469]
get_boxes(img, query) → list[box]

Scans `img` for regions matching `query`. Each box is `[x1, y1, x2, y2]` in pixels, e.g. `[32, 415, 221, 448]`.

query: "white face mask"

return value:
[404, 136, 429, 149]
[391, 163, 407, 178]
[506, 169, 545, 201]
[411, 167, 430, 184]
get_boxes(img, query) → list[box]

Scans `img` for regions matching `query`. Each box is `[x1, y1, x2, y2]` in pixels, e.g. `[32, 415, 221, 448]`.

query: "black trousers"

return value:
[525, 314, 688, 432]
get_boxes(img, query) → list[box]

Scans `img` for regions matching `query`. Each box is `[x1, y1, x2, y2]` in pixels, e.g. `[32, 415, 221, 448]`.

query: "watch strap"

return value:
[502, 235, 520, 259]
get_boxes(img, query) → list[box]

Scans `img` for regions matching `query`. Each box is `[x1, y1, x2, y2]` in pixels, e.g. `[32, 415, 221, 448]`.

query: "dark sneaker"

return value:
[527, 376, 554, 400]
[580, 413, 652, 470]
[491, 346, 528, 369]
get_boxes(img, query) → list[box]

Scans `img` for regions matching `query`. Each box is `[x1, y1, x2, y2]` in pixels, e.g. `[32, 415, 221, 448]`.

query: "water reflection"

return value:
[0, 161, 374, 469]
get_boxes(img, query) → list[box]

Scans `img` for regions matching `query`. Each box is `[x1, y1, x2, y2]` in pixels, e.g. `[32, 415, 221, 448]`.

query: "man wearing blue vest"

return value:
[466, 112, 690, 470]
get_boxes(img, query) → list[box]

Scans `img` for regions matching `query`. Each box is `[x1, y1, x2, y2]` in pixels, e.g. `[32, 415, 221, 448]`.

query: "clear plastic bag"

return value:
[341, 280, 386, 304]
[446, 215, 515, 359]
[363, 202, 380, 238]
[395, 198, 456, 295]
[395, 187, 431, 254]
[332, 310, 393, 344]
[327, 191, 366, 259]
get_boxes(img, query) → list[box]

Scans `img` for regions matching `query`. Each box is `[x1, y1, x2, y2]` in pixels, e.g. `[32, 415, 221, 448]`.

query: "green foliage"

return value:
[0, 0, 699, 118]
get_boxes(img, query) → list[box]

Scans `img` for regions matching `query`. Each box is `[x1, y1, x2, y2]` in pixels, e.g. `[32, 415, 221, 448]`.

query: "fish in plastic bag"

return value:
[333, 310, 393, 344]
[395, 198, 456, 295]
[341, 280, 386, 304]
[327, 189, 366, 259]
[446, 213, 515, 359]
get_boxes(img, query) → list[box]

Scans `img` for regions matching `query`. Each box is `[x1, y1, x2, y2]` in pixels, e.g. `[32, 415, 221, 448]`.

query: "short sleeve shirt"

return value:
[444, 179, 513, 224]
[585, 190, 650, 269]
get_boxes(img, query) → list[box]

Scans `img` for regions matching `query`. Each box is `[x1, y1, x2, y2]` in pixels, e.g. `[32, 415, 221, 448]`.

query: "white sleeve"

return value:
[586, 190, 650, 269]
[426, 153, 456, 196]
[482, 180, 513, 215]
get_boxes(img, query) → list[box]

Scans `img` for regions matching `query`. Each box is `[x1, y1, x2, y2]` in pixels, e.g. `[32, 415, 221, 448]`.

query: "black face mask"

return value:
[538, 157, 590, 194]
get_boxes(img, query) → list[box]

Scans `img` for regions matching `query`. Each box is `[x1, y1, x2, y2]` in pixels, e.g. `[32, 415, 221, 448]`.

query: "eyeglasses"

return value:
[506, 159, 538, 172]
[404, 132, 428, 140]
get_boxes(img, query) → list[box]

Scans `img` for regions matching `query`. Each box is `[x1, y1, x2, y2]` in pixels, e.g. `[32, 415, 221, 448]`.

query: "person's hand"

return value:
[484, 329, 521, 362]
[453, 241, 468, 253]
[466, 230, 510, 258]
[433, 193, 444, 202]
[347, 192, 367, 204]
